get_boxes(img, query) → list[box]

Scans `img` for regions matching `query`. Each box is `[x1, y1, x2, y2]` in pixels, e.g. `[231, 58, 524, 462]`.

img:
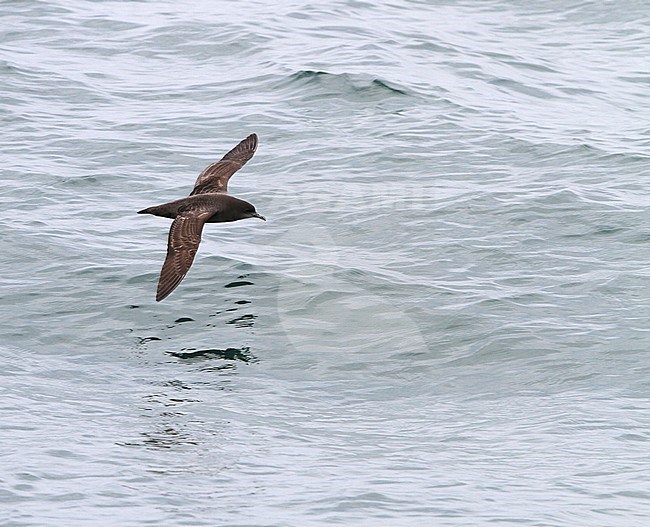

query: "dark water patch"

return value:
[138, 336, 162, 344]
[157, 380, 192, 390]
[226, 314, 256, 328]
[121, 428, 200, 450]
[167, 346, 255, 363]
[224, 280, 254, 288]
[208, 299, 250, 316]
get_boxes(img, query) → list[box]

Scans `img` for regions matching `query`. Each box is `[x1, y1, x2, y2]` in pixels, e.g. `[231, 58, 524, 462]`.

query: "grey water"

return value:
[2, 0, 649, 525]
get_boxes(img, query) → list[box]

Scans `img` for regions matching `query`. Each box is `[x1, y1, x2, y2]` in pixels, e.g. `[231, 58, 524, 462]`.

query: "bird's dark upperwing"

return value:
[156, 209, 212, 301]
[190, 133, 258, 196]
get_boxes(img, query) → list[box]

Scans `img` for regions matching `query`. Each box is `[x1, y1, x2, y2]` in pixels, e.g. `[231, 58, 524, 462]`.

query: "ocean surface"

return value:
[2, 1, 649, 525]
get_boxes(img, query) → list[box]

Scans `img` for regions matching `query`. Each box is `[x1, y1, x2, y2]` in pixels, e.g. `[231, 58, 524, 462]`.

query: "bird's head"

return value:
[243, 206, 266, 221]
[237, 199, 266, 222]
[219, 195, 266, 223]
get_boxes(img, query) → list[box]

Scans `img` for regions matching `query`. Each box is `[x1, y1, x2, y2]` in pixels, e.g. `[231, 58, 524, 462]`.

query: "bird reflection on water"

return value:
[167, 346, 256, 364]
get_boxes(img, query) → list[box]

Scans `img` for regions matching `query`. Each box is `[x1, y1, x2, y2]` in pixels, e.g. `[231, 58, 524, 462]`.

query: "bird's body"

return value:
[138, 133, 265, 301]
[139, 193, 256, 223]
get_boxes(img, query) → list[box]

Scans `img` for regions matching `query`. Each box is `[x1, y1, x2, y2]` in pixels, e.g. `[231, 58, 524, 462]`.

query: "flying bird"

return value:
[138, 133, 265, 301]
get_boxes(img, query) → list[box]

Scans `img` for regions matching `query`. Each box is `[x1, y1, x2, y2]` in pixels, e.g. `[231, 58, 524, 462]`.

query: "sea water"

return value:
[2, 1, 649, 525]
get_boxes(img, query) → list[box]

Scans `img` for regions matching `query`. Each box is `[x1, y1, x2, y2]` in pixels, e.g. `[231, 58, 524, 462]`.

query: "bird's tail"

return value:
[137, 204, 177, 219]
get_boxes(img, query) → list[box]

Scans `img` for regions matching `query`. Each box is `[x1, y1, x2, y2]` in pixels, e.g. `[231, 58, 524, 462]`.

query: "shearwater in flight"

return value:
[138, 134, 265, 301]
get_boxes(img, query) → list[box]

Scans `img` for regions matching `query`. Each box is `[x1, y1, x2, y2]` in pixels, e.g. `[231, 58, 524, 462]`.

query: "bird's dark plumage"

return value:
[191, 133, 258, 195]
[138, 134, 265, 301]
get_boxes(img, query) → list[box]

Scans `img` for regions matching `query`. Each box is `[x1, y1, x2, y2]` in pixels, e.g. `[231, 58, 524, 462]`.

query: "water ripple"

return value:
[2, 0, 650, 525]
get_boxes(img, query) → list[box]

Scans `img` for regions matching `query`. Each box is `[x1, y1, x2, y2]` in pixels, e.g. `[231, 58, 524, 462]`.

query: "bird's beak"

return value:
[253, 213, 266, 221]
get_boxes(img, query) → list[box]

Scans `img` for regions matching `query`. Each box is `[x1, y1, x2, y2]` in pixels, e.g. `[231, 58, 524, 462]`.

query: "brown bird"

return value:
[138, 133, 265, 301]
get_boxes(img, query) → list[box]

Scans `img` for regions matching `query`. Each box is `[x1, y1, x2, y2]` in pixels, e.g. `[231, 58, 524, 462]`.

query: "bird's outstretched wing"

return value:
[156, 209, 212, 301]
[190, 133, 258, 196]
